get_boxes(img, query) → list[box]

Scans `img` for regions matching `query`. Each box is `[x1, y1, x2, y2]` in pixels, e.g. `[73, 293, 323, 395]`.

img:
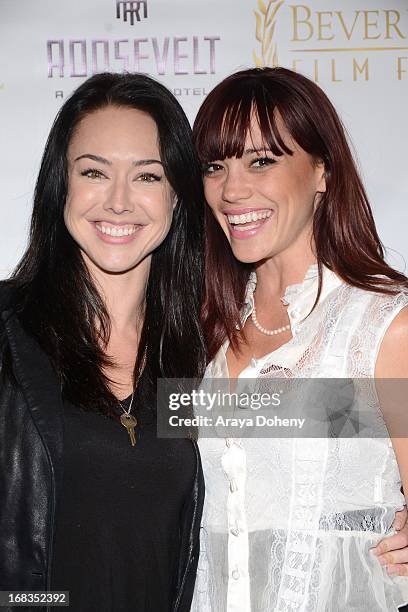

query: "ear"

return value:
[313, 161, 326, 211]
[315, 160, 326, 194]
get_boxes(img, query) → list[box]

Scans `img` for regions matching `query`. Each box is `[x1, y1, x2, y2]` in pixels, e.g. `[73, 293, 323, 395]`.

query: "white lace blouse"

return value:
[192, 265, 408, 612]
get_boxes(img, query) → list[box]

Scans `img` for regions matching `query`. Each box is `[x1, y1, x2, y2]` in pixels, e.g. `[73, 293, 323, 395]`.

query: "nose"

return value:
[103, 177, 134, 214]
[221, 167, 252, 203]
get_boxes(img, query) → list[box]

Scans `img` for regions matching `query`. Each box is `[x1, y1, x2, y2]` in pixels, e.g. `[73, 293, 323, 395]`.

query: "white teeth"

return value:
[234, 223, 259, 232]
[227, 210, 272, 225]
[95, 224, 137, 237]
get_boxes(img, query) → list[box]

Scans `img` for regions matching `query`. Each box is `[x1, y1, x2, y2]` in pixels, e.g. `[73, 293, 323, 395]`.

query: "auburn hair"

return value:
[193, 67, 407, 360]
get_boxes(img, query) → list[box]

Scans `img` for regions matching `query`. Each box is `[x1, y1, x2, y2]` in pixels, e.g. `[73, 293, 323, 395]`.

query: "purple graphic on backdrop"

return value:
[47, 37, 220, 77]
[116, 1, 148, 25]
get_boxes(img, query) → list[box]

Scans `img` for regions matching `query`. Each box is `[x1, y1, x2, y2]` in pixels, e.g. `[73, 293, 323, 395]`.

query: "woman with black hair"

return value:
[0, 73, 206, 611]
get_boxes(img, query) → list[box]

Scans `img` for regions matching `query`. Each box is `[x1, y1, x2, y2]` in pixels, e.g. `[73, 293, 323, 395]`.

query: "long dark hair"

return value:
[193, 67, 407, 360]
[6, 72, 206, 416]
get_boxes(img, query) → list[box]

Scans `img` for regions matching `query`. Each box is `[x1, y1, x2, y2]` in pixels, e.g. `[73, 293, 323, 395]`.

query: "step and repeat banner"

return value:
[0, 0, 407, 276]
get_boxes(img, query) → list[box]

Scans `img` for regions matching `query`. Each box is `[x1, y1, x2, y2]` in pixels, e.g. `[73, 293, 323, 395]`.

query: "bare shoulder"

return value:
[376, 304, 408, 378]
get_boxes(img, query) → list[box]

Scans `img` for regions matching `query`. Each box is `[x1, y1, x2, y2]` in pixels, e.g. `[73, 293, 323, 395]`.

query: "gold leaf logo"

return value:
[253, 0, 285, 67]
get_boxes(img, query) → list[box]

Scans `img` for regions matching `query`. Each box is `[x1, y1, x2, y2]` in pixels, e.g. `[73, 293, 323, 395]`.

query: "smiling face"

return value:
[203, 116, 326, 265]
[65, 105, 175, 276]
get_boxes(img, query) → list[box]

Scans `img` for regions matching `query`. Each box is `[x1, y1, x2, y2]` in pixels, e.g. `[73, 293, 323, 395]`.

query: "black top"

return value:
[51, 398, 196, 612]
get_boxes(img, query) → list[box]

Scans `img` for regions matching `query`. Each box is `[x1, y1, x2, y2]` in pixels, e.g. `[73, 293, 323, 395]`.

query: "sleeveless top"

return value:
[192, 264, 408, 612]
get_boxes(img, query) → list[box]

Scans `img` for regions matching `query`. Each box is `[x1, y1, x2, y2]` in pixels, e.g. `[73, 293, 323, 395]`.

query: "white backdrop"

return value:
[0, 0, 407, 277]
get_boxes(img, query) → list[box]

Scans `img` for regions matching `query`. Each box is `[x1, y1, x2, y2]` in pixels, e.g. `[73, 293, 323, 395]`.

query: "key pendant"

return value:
[120, 413, 137, 447]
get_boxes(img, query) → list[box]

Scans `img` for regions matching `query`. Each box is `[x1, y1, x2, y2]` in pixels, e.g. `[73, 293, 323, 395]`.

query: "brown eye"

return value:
[138, 173, 161, 183]
[203, 163, 223, 176]
[80, 168, 105, 179]
[251, 157, 276, 168]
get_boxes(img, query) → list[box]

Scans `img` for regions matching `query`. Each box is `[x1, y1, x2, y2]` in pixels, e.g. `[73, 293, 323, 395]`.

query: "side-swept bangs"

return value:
[193, 67, 408, 361]
[193, 73, 296, 163]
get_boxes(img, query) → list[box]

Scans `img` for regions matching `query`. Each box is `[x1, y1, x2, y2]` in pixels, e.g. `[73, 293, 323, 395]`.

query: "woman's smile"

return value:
[92, 221, 144, 243]
[202, 116, 326, 265]
[65, 106, 175, 275]
[224, 208, 274, 239]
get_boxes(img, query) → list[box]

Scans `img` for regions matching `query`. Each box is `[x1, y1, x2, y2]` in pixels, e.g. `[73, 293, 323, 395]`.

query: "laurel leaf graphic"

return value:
[264, 20, 276, 51]
[252, 49, 263, 67]
[257, 0, 267, 14]
[254, 11, 263, 42]
[253, 0, 284, 68]
[267, 0, 284, 26]
[266, 45, 274, 65]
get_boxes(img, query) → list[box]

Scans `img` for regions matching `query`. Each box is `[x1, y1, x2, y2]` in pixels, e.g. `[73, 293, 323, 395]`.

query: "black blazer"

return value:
[0, 287, 204, 612]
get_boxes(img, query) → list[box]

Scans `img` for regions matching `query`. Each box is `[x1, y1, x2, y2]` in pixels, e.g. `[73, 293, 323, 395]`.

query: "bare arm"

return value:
[372, 305, 408, 575]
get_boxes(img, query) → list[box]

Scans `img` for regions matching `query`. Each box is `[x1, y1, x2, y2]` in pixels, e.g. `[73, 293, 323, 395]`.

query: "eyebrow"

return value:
[243, 148, 273, 155]
[74, 153, 163, 167]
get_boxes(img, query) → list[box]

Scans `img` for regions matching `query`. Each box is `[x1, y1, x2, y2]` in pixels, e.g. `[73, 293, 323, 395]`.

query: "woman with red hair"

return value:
[191, 67, 408, 611]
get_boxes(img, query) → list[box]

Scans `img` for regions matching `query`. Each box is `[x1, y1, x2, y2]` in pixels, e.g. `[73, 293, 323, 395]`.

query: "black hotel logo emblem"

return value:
[116, 1, 148, 25]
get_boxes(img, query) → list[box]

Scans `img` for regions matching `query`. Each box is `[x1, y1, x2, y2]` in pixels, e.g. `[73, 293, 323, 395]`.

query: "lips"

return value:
[223, 208, 273, 239]
[226, 210, 272, 226]
[92, 221, 143, 243]
[95, 223, 137, 237]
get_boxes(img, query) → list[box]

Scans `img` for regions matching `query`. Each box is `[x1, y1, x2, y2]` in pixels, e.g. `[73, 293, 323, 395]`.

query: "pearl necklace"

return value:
[251, 299, 291, 336]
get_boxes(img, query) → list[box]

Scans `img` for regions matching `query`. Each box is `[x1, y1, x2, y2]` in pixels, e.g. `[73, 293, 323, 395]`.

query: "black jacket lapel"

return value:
[1, 310, 63, 495]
